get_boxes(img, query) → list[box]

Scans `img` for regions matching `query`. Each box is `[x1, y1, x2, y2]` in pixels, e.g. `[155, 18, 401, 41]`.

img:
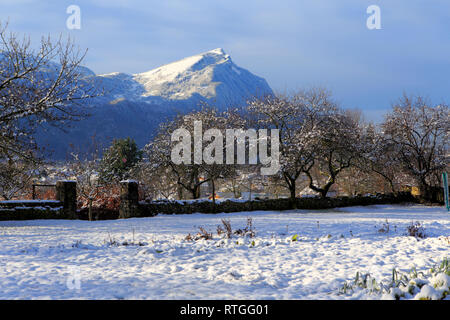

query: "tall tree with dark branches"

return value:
[247, 88, 349, 200]
[146, 107, 242, 200]
[382, 94, 449, 199]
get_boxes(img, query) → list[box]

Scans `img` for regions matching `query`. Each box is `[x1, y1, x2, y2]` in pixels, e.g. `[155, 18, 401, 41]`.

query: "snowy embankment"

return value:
[0, 205, 448, 300]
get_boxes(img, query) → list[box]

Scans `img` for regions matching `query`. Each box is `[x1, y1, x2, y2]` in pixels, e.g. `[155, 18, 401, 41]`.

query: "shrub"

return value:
[187, 218, 256, 242]
[218, 219, 233, 239]
[377, 219, 390, 234]
[185, 227, 214, 241]
[233, 217, 255, 238]
[406, 221, 426, 239]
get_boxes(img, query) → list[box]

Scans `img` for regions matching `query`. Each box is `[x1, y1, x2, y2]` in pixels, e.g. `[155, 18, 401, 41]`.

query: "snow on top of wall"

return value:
[120, 179, 139, 183]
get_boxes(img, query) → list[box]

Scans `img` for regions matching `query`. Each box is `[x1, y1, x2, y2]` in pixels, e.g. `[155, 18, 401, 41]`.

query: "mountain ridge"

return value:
[94, 48, 272, 107]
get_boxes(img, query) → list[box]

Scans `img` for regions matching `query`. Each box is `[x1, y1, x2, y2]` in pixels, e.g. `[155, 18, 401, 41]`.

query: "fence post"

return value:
[119, 180, 140, 219]
[56, 180, 77, 219]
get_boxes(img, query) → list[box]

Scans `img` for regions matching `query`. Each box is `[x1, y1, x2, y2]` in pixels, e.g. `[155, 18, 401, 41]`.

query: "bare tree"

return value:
[0, 22, 99, 160]
[301, 106, 364, 198]
[134, 164, 178, 200]
[146, 107, 242, 201]
[247, 88, 344, 200]
[382, 94, 449, 199]
[146, 113, 206, 200]
[358, 124, 404, 194]
[69, 138, 104, 221]
[0, 156, 36, 200]
[265, 174, 291, 199]
[247, 94, 305, 201]
[219, 172, 243, 199]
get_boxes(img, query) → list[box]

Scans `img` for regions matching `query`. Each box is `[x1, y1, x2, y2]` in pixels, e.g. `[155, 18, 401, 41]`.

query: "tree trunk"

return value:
[418, 179, 431, 201]
[211, 178, 216, 211]
[190, 185, 201, 199]
[388, 179, 397, 195]
[88, 199, 93, 221]
[177, 185, 183, 200]
[283, 173, 297, 202]
[319, 179, 335, 198]
[233, 183, 239, 198]
[305, 170, 334, 199]
[319, 188, 329, 199]
[289, 185, 296, 201]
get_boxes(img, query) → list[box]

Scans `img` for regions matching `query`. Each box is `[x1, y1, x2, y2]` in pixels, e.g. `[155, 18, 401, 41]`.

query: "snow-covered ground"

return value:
[0, 204, 448, 300]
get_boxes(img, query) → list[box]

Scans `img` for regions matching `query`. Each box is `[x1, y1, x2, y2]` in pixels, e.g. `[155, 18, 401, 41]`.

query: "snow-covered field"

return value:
[0, 204, 449, 300]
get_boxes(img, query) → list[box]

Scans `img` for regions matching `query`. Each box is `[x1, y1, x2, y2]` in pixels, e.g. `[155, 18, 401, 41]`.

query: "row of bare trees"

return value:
[143, 90, 449, 202]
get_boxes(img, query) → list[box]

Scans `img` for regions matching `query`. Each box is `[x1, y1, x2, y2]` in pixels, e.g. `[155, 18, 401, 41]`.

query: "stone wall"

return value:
[116, 180, 418, 219]
[136, 192, 417, 217]
[0, 179, 421, 221]
[55, 180, 77, 219]
[119, 180, 140, 219]
[0, 200, 64, 220]
[0, 181, 77, 221]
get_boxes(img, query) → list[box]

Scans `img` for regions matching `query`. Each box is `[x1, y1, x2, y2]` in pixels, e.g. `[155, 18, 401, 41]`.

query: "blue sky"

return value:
[1, 0, 450, 121]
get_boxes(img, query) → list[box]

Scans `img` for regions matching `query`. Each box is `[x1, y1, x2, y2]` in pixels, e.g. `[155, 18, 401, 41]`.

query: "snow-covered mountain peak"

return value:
[208, 47, 226, 55]
[95, 48, 272, 105]
[200, 48, 231, 61]
[135, 48, 229, 81]
[98, 48, 272, 103]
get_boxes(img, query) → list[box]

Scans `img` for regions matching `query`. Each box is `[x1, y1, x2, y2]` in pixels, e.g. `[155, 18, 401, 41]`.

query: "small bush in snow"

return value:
[217, 218, 256, 239]
[104, 230, 146, 246]
[233, 218, 255, 238]
[187, 218, 256, 242]
[217, 219, 233, 239]
[406, 221, 426, 239]
[198, 227, 213, 240]
[377, 219, 391, 234]
[185, 227, 214, 241]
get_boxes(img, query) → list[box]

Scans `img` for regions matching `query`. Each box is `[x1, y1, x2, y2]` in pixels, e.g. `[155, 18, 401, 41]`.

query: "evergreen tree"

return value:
[99, 138, 143, 182]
